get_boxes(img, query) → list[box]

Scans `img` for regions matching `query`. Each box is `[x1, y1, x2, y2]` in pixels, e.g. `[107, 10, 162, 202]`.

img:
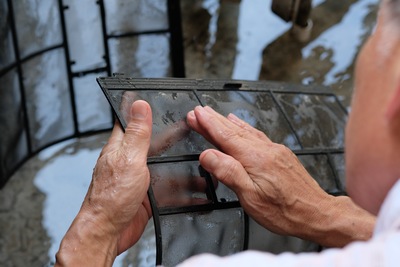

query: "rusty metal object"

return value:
[271, 0, 313, 41]
[271, 0, 295, 22]
[271, 0, 312, 27]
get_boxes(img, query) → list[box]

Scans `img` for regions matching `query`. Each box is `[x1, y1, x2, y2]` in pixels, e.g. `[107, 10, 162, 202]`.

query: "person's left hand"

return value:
[56, 100, 153, 266]
[83, 100, 153, 253]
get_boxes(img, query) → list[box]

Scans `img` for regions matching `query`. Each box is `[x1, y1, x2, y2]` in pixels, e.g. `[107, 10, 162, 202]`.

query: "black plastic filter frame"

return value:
[97, 76, 348, 266]
[0, 0, 185, 187]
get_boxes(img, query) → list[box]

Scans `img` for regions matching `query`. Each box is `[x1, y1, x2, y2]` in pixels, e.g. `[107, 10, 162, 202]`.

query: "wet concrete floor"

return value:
[0, 0, 379, 266]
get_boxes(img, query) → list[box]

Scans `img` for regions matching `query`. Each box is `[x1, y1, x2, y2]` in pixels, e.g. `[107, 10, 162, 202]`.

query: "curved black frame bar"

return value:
[0, 0, 185, 188]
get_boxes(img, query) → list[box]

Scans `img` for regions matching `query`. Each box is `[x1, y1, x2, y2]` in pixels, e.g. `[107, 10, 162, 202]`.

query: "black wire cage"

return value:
[0, 0, 185, 188]
[98, 76, 347, 266]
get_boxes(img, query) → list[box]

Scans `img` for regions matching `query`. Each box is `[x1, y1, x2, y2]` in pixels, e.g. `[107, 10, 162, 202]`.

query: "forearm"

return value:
[295, 195, 376, 248]
[55, 213, 118, 267]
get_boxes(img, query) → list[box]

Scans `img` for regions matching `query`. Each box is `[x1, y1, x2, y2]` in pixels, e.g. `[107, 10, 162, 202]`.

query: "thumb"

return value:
[199, 149, 250, 193]
[123, 100, 152, 160]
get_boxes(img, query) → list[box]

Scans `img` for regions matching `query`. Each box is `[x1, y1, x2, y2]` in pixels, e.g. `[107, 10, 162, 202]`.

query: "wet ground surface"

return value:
[0, 0, 379, 266]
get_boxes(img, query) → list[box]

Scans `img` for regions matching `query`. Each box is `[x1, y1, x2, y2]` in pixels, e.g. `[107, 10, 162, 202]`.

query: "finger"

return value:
[204, 107, 271, 143]
[186, 109, 213, 142]
[99, 120, 124, 157]
[199, 149, 251, 193]
[109, 120, 125, 144]
[120, 91, 139, 124]
[102, 91, 141, 155]
[227, 113, 271, 143]
[191, 106, 264, 156]
[122, 100, 153, 162]
[188, 107, 271, 143]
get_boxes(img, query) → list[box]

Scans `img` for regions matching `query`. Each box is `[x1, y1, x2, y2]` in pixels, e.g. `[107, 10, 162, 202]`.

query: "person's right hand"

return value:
[187, 106, 375, 247]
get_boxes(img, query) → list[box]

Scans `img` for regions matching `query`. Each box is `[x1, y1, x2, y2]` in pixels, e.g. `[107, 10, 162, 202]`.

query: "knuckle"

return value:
[100, 151, 133, 174]
[217, 158, 239, 184]
[259, 143, 293, 165]
[268, 143, 300, 170]
[125, 122, 150, 139]
[273, 143, 292, 156]
[219, 128, 242, 142]
[104, 153, 125, 174]
[253, 128, 266, 138]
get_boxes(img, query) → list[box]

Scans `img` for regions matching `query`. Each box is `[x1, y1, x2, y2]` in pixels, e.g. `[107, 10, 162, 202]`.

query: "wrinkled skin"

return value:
[56, 101, 153, 266]
[186, 106, 375, 246]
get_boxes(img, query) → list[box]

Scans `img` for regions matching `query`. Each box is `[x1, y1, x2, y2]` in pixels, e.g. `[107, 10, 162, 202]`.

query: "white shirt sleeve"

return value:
[176, 230, 400, 267]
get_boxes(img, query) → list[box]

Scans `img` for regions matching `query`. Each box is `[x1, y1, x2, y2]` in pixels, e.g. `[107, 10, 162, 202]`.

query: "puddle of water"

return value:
[202, 0, 220, 58]
[233, 0, 292, 80]
[233, 0, 377, 82]
[232, 0, 379, 106]
[302, 0, 378, 85]
[33, 137, 123, 266]
[34, 138, 103, 265]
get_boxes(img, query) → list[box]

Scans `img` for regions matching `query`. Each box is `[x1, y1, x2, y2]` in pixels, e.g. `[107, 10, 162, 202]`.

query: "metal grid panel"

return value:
[97, 76, 347, 266]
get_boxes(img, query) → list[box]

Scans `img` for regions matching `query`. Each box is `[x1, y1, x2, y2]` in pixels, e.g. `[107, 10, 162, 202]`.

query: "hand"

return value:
[56, 100, 153, 266]
[187, 106, 375, 247]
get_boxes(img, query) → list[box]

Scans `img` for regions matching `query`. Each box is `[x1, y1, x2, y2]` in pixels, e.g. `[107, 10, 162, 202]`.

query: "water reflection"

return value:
[183, 0, 379, 107]
[257, 0, 378, 107]
[182, 0, 239, 78]
[34, 139, 98, 265]
[303, 0, 377, 82]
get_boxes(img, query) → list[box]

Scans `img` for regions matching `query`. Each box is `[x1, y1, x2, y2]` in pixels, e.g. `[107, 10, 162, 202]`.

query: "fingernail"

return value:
[204, 106, 215, 113]
[195, 106, 207, 117]
[131, 100, 149, 120]
[187, 110, 195, 120]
